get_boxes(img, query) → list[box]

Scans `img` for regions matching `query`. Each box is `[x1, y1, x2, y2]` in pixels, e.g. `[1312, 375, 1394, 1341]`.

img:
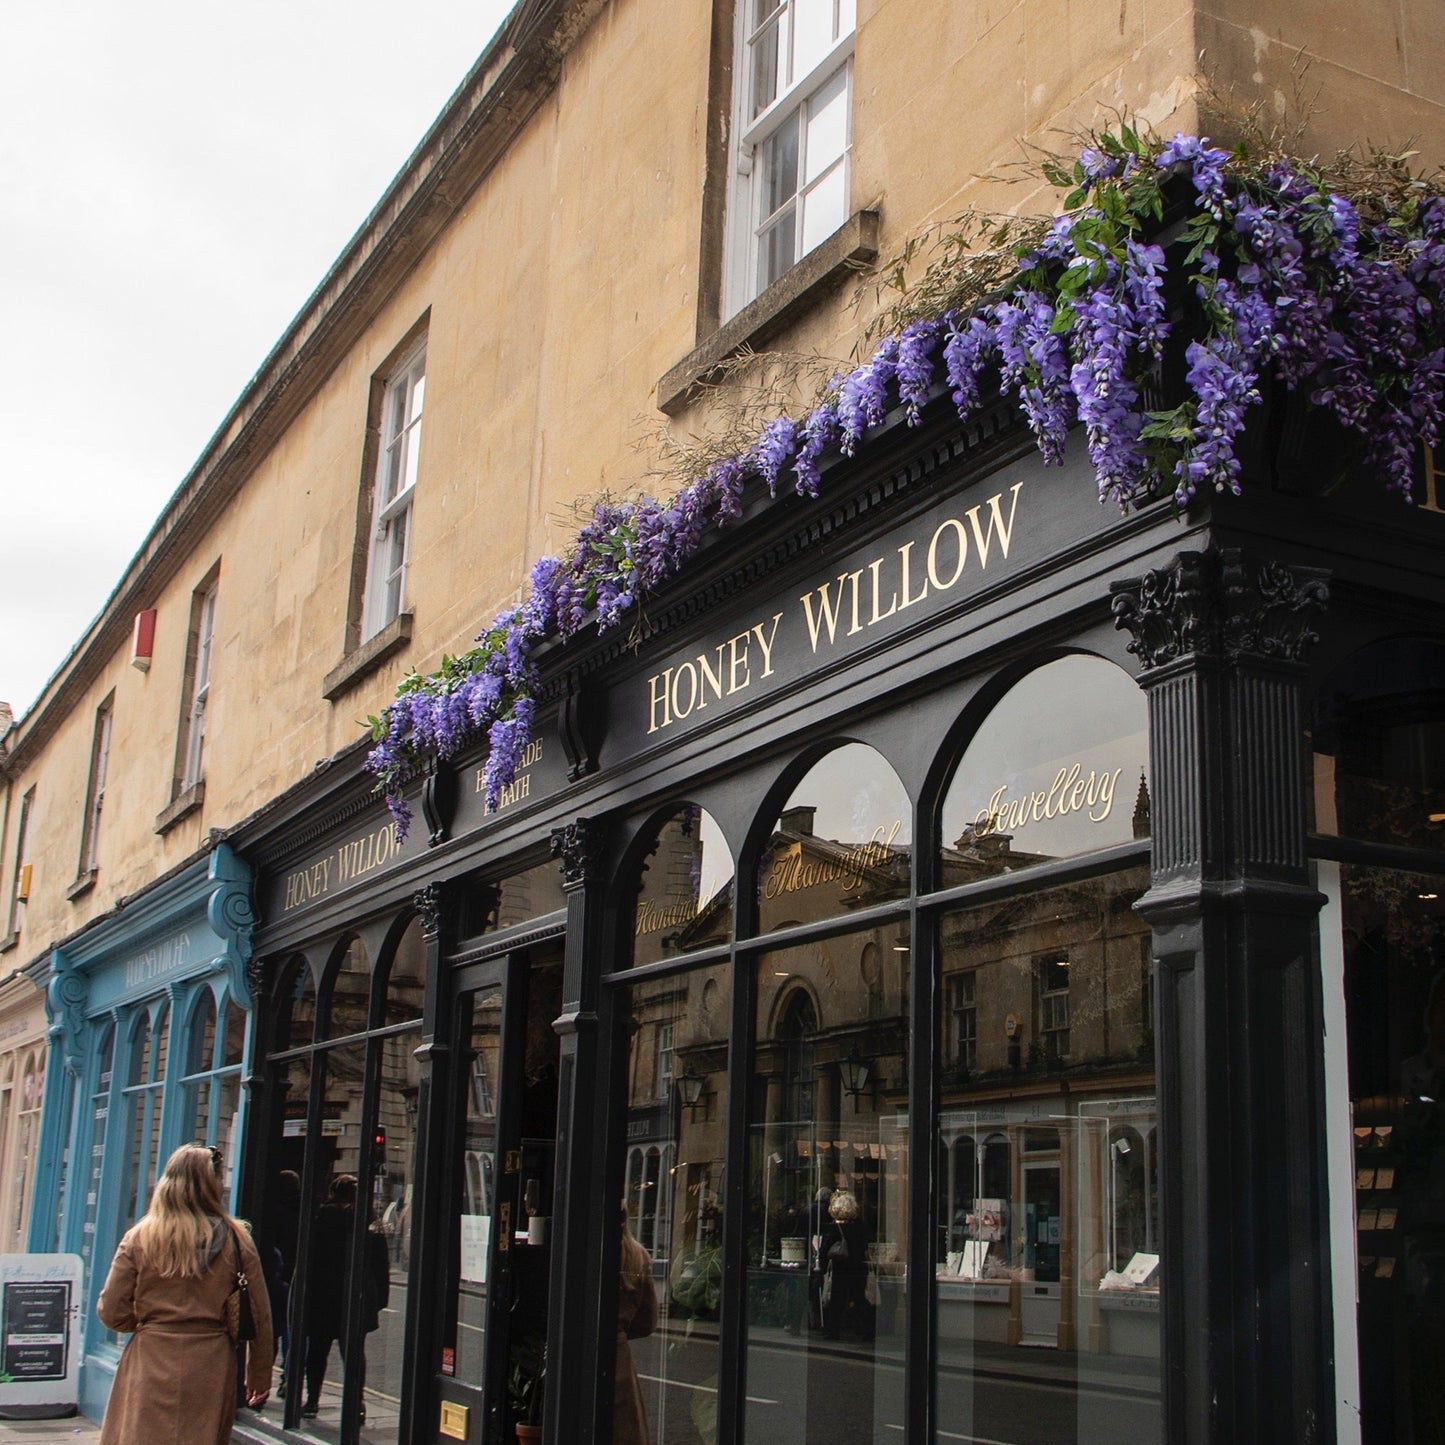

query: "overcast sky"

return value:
[0, 0, 513, 720]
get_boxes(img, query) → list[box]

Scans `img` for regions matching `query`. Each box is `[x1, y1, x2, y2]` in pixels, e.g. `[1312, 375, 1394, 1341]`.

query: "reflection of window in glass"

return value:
[1037, 955, 1070, 1061]
[949, 973, 977, 1071]
[655, 1022, 674, 1100]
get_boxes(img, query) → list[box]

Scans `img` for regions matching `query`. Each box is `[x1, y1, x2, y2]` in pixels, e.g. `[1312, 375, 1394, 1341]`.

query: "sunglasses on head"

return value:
[195, 1143, 223, 1170]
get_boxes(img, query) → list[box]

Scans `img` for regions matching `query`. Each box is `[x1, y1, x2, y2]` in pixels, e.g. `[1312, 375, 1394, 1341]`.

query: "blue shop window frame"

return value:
[64, 981, 253, 1419]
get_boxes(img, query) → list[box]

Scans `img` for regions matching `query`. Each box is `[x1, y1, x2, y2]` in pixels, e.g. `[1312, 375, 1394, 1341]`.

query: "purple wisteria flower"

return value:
[366, 131, 1445, 826]
[837, 337, 899, 455]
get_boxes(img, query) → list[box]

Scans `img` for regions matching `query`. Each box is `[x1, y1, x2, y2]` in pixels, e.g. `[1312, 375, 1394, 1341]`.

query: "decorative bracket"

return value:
[421, 760, 459, 847]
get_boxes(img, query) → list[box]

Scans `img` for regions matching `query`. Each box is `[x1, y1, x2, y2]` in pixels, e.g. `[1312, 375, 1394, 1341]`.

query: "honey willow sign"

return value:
[644, 481, 1025, 736]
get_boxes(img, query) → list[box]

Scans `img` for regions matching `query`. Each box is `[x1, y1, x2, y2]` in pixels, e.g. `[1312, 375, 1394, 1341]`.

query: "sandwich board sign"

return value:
[0, 1255, 84, 1419]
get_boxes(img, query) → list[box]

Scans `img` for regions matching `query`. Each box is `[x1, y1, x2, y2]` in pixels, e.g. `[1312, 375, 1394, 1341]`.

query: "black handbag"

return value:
[224, 1225, 257, 1344]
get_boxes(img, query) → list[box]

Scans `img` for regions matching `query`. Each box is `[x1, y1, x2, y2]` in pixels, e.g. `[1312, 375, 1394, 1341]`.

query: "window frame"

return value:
[1036, 952, 1071, 1062]
[949, 969, 978, 1071]
[77, 695, 115, 882]
[180, 577, 219, 793]
[7, 787, 35, 940]
[724, 0, 856, 318]
[362, 337, 427, 641]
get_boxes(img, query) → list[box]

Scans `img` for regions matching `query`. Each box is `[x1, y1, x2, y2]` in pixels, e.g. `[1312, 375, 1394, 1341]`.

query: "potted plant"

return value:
[507, 1331, 547, 1444]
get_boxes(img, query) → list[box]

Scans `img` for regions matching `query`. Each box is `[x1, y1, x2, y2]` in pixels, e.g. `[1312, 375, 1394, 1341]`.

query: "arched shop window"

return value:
[631, 803, 733, 968]
[181, 989, 247, 1179]
[609, 664, 1156, 1445]
[1311, 638, 1445, 1443]
[120, 1007, 168, 1225]
[262, 911, 427, 1438]
[78, 1024, 114, 1282]
[0, 1047, 42, 1253]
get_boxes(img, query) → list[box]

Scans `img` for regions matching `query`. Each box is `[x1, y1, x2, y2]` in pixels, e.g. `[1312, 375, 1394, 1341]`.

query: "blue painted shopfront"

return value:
[27, 844, 255, 1420]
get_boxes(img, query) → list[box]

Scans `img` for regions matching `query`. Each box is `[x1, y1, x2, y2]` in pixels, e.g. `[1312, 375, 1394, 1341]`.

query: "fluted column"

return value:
[546, 818, 611, 1445]
[1112, 548, 1332, 1445]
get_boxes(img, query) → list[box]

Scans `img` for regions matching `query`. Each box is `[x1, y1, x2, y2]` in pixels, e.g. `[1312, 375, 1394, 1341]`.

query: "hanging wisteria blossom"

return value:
[368, 126, 1445, 833]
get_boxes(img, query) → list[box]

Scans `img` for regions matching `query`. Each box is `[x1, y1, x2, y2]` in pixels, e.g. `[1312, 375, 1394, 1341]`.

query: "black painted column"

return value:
[546, 819, 611, 1445]
[401, 880, 454, 1445]
[1112, 548, 1334, 1445]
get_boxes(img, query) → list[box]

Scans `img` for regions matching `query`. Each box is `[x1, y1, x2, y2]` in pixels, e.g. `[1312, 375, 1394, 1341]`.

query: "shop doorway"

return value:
[437, 945, 562, 1445]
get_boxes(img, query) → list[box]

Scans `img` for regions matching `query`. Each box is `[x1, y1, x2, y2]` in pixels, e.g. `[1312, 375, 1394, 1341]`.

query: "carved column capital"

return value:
[245, 955, 269, 1003]
[1111, 547, 1329, 671]
[550, 818, 607, 890]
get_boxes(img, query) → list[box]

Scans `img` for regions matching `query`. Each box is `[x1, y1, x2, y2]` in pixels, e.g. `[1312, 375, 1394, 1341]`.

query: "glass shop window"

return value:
[1312, 637, 1445, 850]
[80, 1025, 114, 1278]
[757, 743, 912, 930]
[933, 656, 1156, 1441]
[631, 804, 734, 967]
[266, 918, 426, 1443]
[745, 929, 910, 1445]
[182, 992, 247, 1169]
[277, 957, 318, 1053]
[941, 654, 1150, 878]
[120, 1007, 168, 1225]
[1313, 642, 1445, 1442]
[619, 961, 730, 1445]
[933, 868, 1158, 1438]
[488, 856, 569, 934]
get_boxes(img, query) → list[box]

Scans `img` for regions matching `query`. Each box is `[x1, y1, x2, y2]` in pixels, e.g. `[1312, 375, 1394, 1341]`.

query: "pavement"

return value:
[0, 1418, 100, 1442]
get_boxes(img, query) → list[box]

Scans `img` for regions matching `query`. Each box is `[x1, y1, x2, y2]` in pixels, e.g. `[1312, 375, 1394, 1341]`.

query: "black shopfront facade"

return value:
[229, 393, 1445, 1445]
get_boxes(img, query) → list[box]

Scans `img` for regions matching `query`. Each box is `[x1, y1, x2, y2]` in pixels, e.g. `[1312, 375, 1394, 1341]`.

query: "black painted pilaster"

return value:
[1112, 548, 1333, 1445]
[401, 881, 454, 1445]
[546, 819, 610, 1445]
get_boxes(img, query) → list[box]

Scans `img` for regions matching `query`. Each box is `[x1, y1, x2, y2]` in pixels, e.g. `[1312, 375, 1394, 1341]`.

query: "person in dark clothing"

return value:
[806, 1188, 833, 1332]
[302, 1174, 390, 1421]
[267, 1169, 301, 1397]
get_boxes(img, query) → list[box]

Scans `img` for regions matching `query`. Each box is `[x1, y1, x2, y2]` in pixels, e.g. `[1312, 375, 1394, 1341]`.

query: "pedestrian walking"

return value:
[96, 1143, 274, 1444]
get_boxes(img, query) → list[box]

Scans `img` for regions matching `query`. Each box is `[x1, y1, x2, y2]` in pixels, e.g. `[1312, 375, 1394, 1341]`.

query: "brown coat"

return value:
[613, 1231, 659, 1445]
[96, 1218, 275, 1445]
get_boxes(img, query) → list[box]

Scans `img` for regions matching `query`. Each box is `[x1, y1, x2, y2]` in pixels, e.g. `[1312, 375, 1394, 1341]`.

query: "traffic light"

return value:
[373, 1125, 387, 1151]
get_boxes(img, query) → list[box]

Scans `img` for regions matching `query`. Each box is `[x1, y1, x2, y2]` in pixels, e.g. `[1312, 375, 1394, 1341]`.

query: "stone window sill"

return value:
[324, 613, 414, 701]
[656, 209, 880, 416]
[0, 931, 16, 955]
[156, 781, 206, 836]
[67, 869, 98, 902]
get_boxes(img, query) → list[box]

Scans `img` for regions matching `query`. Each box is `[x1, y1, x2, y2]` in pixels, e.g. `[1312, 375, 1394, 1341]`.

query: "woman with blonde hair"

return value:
[97, 1143, 274, 1444]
